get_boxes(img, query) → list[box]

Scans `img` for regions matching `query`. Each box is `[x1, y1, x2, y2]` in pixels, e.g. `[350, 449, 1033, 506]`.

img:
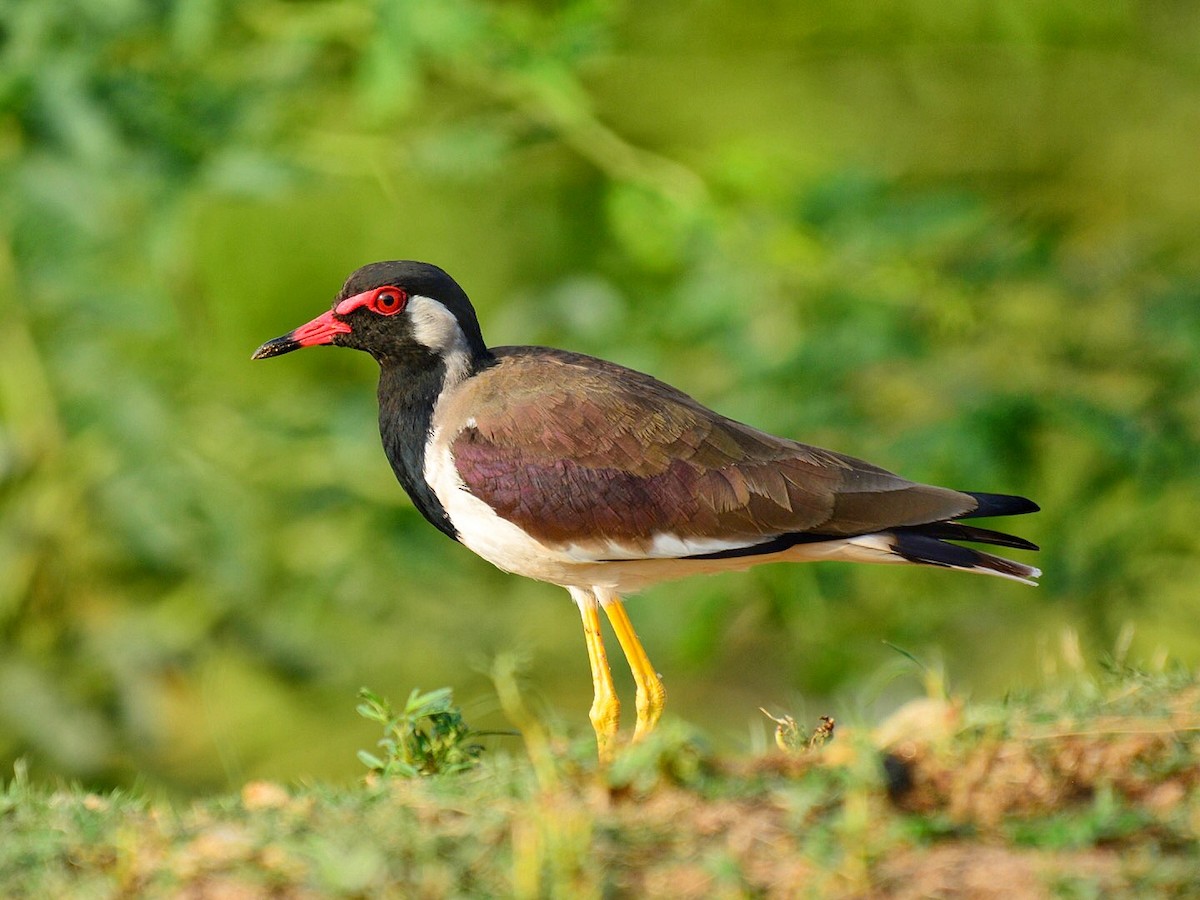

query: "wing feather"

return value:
[444, 348, 979, 557]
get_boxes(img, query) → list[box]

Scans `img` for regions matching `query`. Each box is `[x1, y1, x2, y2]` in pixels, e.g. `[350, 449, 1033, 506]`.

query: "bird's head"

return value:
[252, 261, 488, 369]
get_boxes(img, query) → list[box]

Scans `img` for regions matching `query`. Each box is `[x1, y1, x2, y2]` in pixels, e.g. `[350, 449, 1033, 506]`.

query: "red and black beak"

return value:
[252, 309, 352, 360]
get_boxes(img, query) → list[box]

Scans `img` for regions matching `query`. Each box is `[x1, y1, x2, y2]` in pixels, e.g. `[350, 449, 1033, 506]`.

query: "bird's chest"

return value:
[377, 369, 457, 539]
[422, 427, 587, 585]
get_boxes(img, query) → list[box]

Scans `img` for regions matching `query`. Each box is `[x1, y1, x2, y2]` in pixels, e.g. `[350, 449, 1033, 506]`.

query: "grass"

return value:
[2, 664, 1199, 898]
[355, 686, 487, 778]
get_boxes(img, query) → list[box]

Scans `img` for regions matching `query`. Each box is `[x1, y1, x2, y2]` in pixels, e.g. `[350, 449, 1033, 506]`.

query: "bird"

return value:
[253, 260, 1040, 761]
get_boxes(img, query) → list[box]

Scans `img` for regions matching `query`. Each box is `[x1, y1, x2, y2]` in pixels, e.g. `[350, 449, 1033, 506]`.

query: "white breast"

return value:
[422, 423, 588, 583]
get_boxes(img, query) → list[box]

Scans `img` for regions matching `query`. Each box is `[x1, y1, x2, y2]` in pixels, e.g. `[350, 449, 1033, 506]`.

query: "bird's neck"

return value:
[376, 350, 489, 540]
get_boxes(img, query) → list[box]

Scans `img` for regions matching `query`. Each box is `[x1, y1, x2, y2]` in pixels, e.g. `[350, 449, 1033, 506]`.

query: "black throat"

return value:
[377, 357, 460, 540]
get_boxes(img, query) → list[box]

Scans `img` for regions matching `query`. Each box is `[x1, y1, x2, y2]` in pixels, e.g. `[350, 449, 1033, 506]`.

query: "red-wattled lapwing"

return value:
[253, 261, 1039, 761]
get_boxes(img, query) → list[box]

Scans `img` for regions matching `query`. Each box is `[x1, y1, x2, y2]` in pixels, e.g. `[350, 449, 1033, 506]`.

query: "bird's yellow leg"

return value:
[576, 595, 620, 763]
[602, 594, 666, 741]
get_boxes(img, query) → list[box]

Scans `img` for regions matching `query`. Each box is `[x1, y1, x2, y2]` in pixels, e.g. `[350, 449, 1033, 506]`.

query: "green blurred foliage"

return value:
[1, 0, 1198, 791]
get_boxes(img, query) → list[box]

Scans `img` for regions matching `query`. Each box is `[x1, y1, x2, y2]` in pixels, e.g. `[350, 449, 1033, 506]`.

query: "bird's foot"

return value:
[631, 671, 666, 742]
[589, 691, 621, 764]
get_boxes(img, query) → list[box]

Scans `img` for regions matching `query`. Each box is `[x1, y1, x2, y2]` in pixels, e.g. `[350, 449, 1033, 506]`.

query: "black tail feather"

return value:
[960, 491, 1040, 519]
[896, 521, 1039, 552]
[892, 531, 1040, 583]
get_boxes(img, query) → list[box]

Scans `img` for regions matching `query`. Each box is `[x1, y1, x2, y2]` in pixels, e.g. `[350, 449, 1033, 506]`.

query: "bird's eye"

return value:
[370, 286, 407, 315]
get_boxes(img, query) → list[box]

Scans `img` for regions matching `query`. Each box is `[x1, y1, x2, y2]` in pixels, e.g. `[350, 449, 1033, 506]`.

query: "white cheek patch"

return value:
[408, 294, 472, 388]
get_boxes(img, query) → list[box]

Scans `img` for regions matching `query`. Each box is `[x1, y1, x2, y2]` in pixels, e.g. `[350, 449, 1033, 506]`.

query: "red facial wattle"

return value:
[290, 310, 353, 346]
[251, 284, 408, 360]
[335, 285, 408, 317]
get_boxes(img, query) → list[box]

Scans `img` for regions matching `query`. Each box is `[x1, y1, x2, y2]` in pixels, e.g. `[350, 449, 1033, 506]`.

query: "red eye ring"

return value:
[369, 286, 407, 316]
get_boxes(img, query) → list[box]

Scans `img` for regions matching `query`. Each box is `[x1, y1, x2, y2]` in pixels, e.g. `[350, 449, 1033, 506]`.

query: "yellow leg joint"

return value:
[603, 595, 666, 741]
[578, 599, 620, 763]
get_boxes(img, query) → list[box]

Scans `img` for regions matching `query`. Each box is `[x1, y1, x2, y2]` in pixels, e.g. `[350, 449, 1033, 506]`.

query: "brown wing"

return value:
[448, 347, 977, 557]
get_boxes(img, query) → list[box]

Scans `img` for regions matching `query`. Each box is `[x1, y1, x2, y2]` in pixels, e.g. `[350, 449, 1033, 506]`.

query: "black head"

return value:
[252, 261, 489, 368]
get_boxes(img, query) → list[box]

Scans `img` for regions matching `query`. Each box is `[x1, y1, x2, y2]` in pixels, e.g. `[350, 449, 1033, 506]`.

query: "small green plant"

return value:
[356, 687, 484, 778]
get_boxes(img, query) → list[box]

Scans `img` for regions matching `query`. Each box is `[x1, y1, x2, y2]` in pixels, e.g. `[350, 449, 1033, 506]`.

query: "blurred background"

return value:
[2, 0, 1199, 793]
